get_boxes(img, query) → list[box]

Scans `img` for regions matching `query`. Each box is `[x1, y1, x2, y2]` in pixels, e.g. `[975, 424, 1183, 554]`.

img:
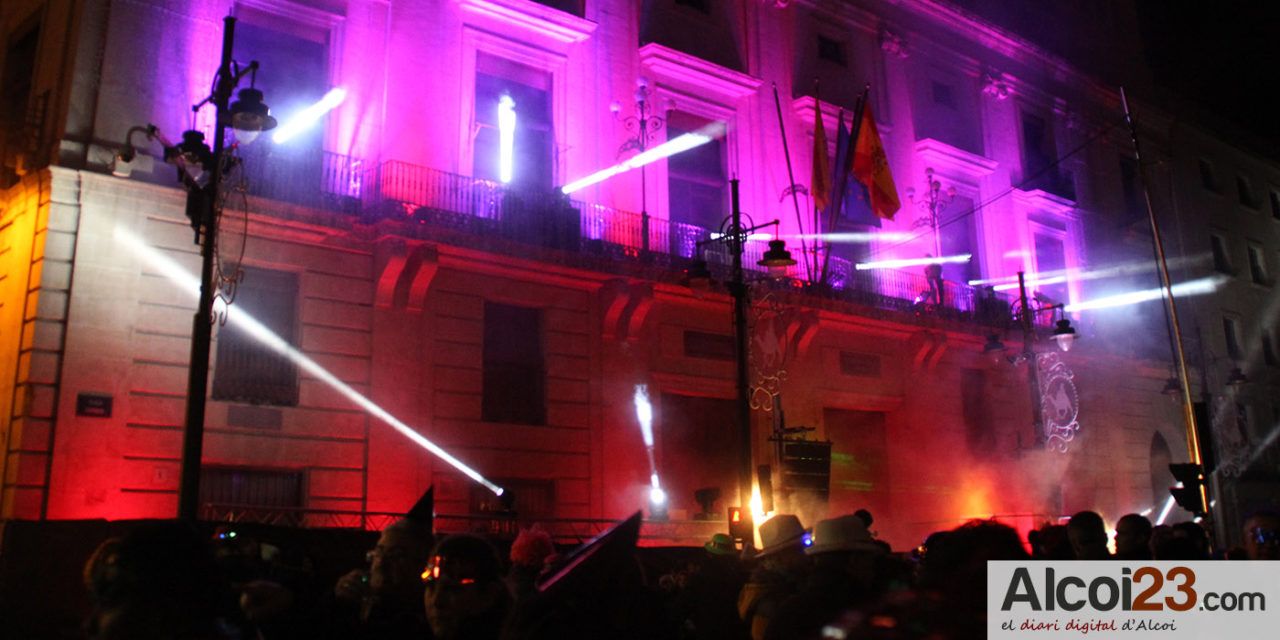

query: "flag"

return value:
[834, 110, 881, 228]
[829, 111, 850, 219]
[811, 104, 831, 211]
[852, 102, 900, 220]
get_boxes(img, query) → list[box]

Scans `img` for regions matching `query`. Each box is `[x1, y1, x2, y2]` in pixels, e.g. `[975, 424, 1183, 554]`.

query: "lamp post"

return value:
[171, 16, 275, 520]
[983, 271, 1077, 448]
[908, 167, 955, 259]
[612, 77, 664, 255]
[686, 179, 796, 544]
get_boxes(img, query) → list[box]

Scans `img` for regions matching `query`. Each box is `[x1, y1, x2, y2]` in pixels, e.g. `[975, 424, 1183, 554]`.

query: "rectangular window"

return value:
[470, 478, 555, 517]
[1237, 176, 1258, 208]
[474, 54, 553, 189]
[1, 19, 41, 187]
[1223, 316, 1243, 361]
[683, 330, 735, 361]
[817, 35, 847, 67]
[212, 268, 299, 406]
[1020, 112, 1072, 198]
[482, 302, 545, 424]
[1248, 244, 1268, 284]
[199, 466, 303, 510]
[1033, 232, 1068, 304]
[231, 15, 330, 205]
[1198, 158, 1219, 192]
[1263, 332, 1278, 367]
[940, 194, 981, 284]
[1118, 156, 1143, 221]
[931, 81, 955, 109]
[667, 111, 727, 230]
[839, 351, 882, 377]
[530, 0, 584, 16]
[675, 0, 711, 13]
[1211, 235, 1232, 274]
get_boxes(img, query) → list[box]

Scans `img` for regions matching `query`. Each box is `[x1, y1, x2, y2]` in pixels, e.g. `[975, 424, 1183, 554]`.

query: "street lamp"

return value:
[612, 77, 665, 255]
[907, 167, 956, 260]
[683, 178, 795, 545]
[985, 271, 1079, 450]
[114, 16, 277, 520]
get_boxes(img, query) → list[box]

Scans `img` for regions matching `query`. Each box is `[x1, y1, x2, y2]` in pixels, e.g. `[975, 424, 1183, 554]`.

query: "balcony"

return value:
[235, 152, 1009, 326]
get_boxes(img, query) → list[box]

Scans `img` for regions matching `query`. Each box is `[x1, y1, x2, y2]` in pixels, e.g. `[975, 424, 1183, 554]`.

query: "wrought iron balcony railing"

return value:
[237, 152, 1005, 323]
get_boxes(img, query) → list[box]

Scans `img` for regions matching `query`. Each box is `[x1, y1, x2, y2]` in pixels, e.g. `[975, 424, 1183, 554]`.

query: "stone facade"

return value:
[6, 0, 1265, 548]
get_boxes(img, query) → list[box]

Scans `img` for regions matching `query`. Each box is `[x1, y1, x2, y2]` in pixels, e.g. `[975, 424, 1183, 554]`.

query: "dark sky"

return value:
[1136, 0, 1280, 157]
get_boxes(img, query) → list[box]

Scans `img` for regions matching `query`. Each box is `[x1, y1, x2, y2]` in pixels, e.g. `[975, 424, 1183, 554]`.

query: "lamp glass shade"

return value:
[229, 88, 278, 140]
[983, 334, 1007, 365]
[758, 240, 796, 278]
[1052, 319, 1077, 352]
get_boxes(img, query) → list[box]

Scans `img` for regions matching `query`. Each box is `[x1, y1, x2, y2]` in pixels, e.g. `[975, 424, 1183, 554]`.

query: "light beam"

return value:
[498, 94, 516, 184]
[114, 226, 504, 496]
[854, 254, 971, 270]
[271, 87, 347, 144]
[561, 122, 725, 194]
[634, 384, 666, 513]
[1063, 276, 1227, 312]
[1156, 495, 1176, 525]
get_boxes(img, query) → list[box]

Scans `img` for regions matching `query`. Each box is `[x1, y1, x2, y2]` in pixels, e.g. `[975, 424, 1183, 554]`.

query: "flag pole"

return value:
[1120, 87, 1209, 528]
[771, 81, 813, 282]
[819, 84, 869, 285]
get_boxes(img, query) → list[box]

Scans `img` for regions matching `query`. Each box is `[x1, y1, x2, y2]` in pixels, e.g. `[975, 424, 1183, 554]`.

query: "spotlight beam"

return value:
[272, 87, 347, 144]
[561, 122, 725, 194]
[1062, 276, 1227, 312]
[115, 227, 504, 496]
[854, 254, 971, 270]
[633, 384, 665, 510]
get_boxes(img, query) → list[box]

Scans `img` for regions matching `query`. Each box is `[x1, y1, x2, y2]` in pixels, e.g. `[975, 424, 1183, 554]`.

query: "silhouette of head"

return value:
[1114, 513, 1153, 559]
[1067, 511, 1110, 559]
[422, 534, 509, 640]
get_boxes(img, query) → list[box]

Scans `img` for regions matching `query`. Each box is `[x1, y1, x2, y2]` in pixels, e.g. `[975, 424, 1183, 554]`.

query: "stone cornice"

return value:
[1012, 187, 1077, 218]
[913, 138, 998, 190]
[638, 43, 762, 104]
[456, 0, 597, 46]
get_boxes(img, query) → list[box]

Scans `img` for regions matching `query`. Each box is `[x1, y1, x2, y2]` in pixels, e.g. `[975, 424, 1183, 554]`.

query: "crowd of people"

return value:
[76, 507, 1279, 640]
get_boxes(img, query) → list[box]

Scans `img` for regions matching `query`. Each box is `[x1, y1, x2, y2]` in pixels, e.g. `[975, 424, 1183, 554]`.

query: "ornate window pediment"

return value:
[457, 0, 596, 47]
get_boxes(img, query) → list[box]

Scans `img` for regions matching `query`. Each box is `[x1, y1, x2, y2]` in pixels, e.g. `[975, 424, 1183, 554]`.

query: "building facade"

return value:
[6, 0, 1268, 548]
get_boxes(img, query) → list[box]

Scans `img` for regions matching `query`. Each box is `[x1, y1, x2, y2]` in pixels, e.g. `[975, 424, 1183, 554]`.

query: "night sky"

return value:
[1136, 0, 1280, 158]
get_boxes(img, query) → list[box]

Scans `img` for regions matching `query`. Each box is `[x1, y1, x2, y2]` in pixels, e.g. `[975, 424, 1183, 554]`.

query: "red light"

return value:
[730, 508, 741, 523]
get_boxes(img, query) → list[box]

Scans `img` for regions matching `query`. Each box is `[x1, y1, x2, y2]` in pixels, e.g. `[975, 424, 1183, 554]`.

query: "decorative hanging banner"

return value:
[1038, 352, 1080, 452]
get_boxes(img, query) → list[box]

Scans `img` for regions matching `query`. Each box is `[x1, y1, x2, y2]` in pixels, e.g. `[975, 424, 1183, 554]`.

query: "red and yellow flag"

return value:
[811, 105, 831, 211]
[851, 103, 899, 220]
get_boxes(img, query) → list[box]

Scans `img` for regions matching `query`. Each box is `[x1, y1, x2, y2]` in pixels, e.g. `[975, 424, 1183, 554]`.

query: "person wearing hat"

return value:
[764, 515, 888, 640]
[670, 533, 749, 640]
[737, 515, 810, 640]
